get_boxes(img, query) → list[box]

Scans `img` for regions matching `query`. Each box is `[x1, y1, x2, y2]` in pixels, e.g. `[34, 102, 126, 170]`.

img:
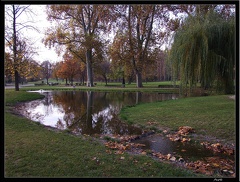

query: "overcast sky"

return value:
[5, 5, 62, 64]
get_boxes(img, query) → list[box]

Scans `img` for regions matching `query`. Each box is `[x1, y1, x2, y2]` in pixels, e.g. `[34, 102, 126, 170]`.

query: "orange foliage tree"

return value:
[44, 5, 115, 87]
[56, 53, 81, 85]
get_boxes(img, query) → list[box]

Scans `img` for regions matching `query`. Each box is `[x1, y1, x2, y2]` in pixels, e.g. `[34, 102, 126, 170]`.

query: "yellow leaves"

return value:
[212, 163, 220, 167]
[201, 141, 235, 155]
[185, 157, 235, 177]
[104, 141, 129, 152]
[182, 138, 189, 142]
[104, 134, 149, 158]
[178, 126, 194, 135]
[166, 126, 193, 143]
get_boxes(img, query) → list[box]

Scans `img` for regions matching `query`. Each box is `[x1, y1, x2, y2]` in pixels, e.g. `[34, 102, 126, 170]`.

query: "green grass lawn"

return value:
[5, 90, 205, 178]
[120, 95, 235, 143]
[12, 81, 180, 93]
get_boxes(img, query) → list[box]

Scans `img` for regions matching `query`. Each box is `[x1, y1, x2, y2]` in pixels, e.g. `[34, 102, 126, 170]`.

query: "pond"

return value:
[15, 90, 234, 171]
[16, 90, 178, 136]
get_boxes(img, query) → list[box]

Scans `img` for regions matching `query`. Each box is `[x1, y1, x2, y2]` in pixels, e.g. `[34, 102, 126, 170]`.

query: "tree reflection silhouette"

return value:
[19, 91, 178, 135]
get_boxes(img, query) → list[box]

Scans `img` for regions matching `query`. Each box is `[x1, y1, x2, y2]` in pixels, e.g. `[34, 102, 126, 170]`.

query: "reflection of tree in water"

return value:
[41, 92, 54, 116]
[53, 91, 87, 128]
[51, 91, 178, 135]
[92, 104, 142, 135]
[51, 91, 138, 135]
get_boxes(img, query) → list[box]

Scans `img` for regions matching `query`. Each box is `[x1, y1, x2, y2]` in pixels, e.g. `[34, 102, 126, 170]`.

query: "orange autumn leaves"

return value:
[103, 126, 235, 177]
[56, 53, 84, 84]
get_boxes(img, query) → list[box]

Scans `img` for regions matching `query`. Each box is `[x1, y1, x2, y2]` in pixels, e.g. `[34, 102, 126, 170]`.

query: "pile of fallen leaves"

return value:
[200, 142, 235, 155]
[151, 152, 183, 162]
[102, 130, 235, 177]
[185, 157, 235, 177]
[104, 134, 146, 155]
[166, 126, 194, 142]
[105, 141, 146, 154]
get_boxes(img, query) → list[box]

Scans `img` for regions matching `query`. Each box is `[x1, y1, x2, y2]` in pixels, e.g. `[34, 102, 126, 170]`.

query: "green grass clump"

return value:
[5, 90, 45, 105]
[120, 95, 235, 142]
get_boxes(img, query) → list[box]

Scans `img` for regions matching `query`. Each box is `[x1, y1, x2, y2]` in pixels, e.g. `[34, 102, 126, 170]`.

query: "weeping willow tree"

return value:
[169, 8, 235, 94]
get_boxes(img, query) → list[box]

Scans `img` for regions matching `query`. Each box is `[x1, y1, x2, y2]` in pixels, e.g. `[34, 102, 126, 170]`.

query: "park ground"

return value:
[4, 81, 236, 178]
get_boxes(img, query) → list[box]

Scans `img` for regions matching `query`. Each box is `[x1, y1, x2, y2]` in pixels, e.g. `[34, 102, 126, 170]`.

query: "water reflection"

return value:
[17, 91, 178, 136]
[131, 134, 231, 161]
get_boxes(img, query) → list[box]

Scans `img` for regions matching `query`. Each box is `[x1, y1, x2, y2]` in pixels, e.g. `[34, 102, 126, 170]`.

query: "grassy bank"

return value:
[8, 81, 180, 93]
[20, 86, 179, 93]
[120, 95, 235, 143]
[5, 90, 204, 178]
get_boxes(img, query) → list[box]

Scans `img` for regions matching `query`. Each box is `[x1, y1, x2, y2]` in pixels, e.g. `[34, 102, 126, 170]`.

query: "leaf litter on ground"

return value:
[102, 126, 235, 177]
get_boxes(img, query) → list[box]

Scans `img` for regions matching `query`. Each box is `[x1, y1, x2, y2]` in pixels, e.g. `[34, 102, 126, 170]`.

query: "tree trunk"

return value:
[13, 5, 19, 91]
[122, 77, 125, 87]
[14, 70, 19, 91]
[86, 49, 94, 87]
[86, 91, 93, 130]
[135, 92, 142, 104]
[104, 75, 108, 86]
[136, 70, 143, 88]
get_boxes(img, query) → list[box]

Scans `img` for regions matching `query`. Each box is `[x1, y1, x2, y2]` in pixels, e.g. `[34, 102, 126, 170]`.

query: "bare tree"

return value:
[41, 60, 52, 85]
[5, 5, 39, 91]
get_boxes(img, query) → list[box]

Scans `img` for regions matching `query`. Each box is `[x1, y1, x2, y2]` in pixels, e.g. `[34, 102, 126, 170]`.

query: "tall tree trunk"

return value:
[136, 70, 143, 88]
[104, 75, 108, 86]
[135, 92, 142, 104]
[86, 91, 93, 130]
[122, 77, 125, 88]
[14, 70, 19, 91]
[13, 5, 19, 91]
[86, 49, 94, 87]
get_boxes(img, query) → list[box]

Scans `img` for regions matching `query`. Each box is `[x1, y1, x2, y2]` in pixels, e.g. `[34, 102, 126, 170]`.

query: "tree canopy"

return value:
[44, 5, 115, 87]
[168, 7, 235, 94]
[5, 4, 236, 94]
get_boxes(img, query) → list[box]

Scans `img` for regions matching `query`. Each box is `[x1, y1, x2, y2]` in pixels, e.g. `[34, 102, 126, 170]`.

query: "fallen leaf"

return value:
[92, 157, 97, 160]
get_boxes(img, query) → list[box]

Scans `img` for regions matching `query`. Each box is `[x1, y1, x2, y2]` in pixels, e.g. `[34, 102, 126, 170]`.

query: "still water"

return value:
[16, 91, 177, 135]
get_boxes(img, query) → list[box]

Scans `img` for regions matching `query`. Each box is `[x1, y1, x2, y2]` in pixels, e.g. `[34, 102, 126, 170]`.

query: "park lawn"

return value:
[120, 95, 236, 143]
[16, 80, 180, 93]
[4, 89, 205, 178]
